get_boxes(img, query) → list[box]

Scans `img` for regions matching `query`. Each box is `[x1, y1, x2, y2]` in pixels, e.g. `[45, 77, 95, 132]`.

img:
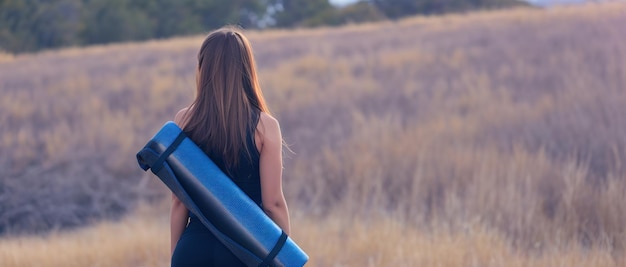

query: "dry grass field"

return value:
[1, 2, 626, 266]
[1, 204, 623, 266]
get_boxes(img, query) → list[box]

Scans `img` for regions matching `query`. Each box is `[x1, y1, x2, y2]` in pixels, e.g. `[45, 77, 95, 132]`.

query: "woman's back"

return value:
[195, 109, 262, 207]
[171, 109, 262, 267]
[169, 26, 290, 267]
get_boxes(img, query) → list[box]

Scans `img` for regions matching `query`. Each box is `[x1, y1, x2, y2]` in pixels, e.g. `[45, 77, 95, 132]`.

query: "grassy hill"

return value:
[1, 2, 626, 266]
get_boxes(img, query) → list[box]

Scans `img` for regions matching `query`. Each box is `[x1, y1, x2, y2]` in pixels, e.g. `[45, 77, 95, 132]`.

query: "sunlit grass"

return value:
[1, 205, 623, 266]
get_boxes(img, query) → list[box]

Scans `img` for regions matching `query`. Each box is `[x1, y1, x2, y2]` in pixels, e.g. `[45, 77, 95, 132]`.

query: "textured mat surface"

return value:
[137, 121, 308, 267]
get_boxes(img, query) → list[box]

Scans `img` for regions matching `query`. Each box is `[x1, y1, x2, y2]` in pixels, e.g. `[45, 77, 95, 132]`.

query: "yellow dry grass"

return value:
[0, 205, 169, 267]
[1, 205, 623, 267]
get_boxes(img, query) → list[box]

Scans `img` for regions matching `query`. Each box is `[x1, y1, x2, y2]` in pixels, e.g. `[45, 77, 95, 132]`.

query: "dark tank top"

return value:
[171, 111, 262, 267]
[190, 111, 262, 209]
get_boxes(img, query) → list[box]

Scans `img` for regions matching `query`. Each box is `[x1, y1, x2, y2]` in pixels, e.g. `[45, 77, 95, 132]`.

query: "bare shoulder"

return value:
[256, 112, 281, 149]
[259, 112, 279, 130]
[174, 107, 190, 126]
[258, 112, 281, 135]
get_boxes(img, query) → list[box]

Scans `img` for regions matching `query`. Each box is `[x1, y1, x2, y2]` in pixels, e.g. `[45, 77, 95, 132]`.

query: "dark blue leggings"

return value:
[171, 216, 245, 267]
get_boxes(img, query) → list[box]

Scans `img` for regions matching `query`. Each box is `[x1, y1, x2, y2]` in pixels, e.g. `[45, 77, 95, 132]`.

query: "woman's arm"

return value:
[258, 113, 291, 235]
[170, 108, 190, 254]
[170, 194, 188, 254]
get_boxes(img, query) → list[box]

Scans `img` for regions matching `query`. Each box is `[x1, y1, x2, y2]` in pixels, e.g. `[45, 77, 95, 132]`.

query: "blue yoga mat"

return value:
[136, 121, 308, 267]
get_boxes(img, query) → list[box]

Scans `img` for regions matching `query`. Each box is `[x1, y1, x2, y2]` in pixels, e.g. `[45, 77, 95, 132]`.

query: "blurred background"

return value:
[1, 0, 626, 266]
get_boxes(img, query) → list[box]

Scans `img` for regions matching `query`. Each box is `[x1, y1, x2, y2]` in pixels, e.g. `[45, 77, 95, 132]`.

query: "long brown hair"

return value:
[181, 26, 270, 171]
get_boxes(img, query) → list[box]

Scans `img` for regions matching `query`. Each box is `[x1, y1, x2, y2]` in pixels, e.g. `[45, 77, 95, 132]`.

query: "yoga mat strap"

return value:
[258, 231, 288, 267]
[151, 131, 186, 173]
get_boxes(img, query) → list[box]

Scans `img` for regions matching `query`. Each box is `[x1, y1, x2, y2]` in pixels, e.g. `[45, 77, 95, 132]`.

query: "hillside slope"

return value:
[0, 3, 625, 260]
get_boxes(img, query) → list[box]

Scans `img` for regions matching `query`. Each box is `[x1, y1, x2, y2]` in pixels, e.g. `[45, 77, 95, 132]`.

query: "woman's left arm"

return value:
[258, 114, 291, 235]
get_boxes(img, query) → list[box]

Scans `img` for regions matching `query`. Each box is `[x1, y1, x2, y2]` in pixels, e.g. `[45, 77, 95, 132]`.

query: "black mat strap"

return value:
[151, 131, 186, 173]
[258, 231, 288, 267]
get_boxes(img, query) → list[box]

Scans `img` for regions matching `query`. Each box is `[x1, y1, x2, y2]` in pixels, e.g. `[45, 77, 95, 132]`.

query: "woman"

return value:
[169, 26, 290, 266]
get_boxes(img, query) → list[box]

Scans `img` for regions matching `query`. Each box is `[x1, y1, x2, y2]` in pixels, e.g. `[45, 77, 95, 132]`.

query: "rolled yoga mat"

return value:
[136, 121, 308, 267]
